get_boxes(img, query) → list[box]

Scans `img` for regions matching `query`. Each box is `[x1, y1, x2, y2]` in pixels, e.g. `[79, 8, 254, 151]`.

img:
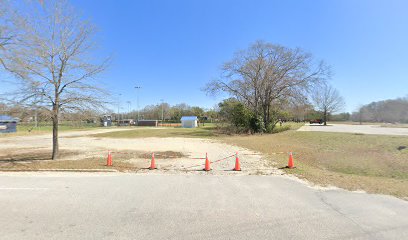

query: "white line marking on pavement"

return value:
[0, 187, 48, 190]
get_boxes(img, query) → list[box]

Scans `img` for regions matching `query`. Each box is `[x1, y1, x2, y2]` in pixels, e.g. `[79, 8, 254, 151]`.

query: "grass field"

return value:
[0, 124, 100, 138]
[380, 123, 408, 128]
[91, 122, 304, 139]
[222, 131, 408, 198]
[92, 124, 218, 138]
[330, 121, 408, 128]
[18, 123, 99, 132]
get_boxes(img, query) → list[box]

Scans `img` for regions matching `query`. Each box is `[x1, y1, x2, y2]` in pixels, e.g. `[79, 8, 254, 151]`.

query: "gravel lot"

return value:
[298, 124, 408, 136]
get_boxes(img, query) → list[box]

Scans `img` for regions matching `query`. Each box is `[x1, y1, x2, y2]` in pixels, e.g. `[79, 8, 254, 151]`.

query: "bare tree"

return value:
[354, 105, 364, 125]
[2, 0, 109, 159]
[0, 0, 14, 68]
[206, 41, 330, 129]
[311, 84, 345, 125]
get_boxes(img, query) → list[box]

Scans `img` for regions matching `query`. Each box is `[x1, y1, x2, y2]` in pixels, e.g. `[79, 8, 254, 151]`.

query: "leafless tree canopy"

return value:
[206, 41, 330, 128]
[311, 83, 345, 125]
[4, 1, 108, 110]
[0, 0, 14, 68]
[1, 0, 109, 159]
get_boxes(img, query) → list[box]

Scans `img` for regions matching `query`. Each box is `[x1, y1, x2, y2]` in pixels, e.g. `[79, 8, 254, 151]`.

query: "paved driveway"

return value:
[298, 124, 408, 136]
[1, 173, 407, 239]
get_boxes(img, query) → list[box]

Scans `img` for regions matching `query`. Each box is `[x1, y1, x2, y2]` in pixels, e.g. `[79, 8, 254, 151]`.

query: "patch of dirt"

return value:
[0, 130, 271, 175]
[0, 148, 188, 171]
[111, 150, 186, 160]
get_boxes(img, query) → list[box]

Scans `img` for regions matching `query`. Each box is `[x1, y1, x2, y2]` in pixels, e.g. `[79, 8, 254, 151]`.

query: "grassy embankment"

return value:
[222, 130, 408, 198]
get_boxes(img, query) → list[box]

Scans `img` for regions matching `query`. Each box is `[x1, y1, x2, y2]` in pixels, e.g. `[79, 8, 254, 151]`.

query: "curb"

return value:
[0, 169, 119, 173]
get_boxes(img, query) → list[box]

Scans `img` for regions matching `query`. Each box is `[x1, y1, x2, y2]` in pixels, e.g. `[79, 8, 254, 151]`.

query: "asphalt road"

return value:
[298, 124, 408, 136]
[1, 173, 407, 240]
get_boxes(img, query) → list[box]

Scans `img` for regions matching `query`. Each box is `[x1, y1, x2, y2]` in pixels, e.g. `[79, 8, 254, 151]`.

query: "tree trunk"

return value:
[266, 103, 271, 127]
[323, 109, 327, 126]
[51, 104, 59, 160]
[263, 107, 268, 127]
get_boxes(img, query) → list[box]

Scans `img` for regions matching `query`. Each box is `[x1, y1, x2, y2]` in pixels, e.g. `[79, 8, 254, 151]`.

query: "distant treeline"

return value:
[351, 97, 408, 123]
[3, 96, 408, 126]
[119, 103, 217, 122]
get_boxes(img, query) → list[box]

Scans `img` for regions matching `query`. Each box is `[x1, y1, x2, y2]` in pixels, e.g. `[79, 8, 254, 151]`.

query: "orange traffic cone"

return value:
[204, 153, 211, 171]
[106, 150, 112, 166]
[149, 152, 157, 170]
[233, 152, 241, 171]
[287, 152, 295, 169]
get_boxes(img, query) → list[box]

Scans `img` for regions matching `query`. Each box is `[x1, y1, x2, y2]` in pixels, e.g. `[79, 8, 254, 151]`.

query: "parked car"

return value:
[309, 119, 323, 124]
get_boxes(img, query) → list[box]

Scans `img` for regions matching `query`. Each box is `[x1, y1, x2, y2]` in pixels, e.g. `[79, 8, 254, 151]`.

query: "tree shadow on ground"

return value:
[0, 150, 78, 163]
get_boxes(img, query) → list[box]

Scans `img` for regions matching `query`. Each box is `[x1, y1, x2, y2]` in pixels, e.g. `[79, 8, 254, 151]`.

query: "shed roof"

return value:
[181, 116, 197, 121]
[0, 115, 18, 122]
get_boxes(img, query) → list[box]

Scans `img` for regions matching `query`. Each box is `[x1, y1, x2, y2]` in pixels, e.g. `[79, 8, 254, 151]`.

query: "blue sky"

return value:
[63, 1, 408, 112]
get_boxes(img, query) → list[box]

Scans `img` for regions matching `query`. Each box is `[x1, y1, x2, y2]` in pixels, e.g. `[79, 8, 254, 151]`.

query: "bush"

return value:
[217, 98, 293, 134]
[250, 116, 266, 133]
[219, 99, 252, 131]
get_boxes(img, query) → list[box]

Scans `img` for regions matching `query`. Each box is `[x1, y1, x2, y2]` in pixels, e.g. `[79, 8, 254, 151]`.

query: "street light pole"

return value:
[160, 99, 164, 122]
[117, 93, 122, 126]
[126, 101, 131, 117]
[117, 105, 120, 125]
[134, 86, 141, 122]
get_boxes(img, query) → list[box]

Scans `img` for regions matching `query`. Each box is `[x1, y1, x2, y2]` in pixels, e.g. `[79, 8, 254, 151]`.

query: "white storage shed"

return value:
[181, 116, 198, 128]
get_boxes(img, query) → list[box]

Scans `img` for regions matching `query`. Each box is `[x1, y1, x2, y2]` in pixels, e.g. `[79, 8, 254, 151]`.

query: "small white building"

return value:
[181, 116, 198, 128]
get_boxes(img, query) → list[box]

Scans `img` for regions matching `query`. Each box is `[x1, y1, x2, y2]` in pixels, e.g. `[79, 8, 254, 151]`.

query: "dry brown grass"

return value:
[221, 130, 408, 198]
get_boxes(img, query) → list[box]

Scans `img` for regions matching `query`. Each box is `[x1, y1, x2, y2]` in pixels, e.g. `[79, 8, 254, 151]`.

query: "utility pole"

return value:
[134, 86, 141, 122]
